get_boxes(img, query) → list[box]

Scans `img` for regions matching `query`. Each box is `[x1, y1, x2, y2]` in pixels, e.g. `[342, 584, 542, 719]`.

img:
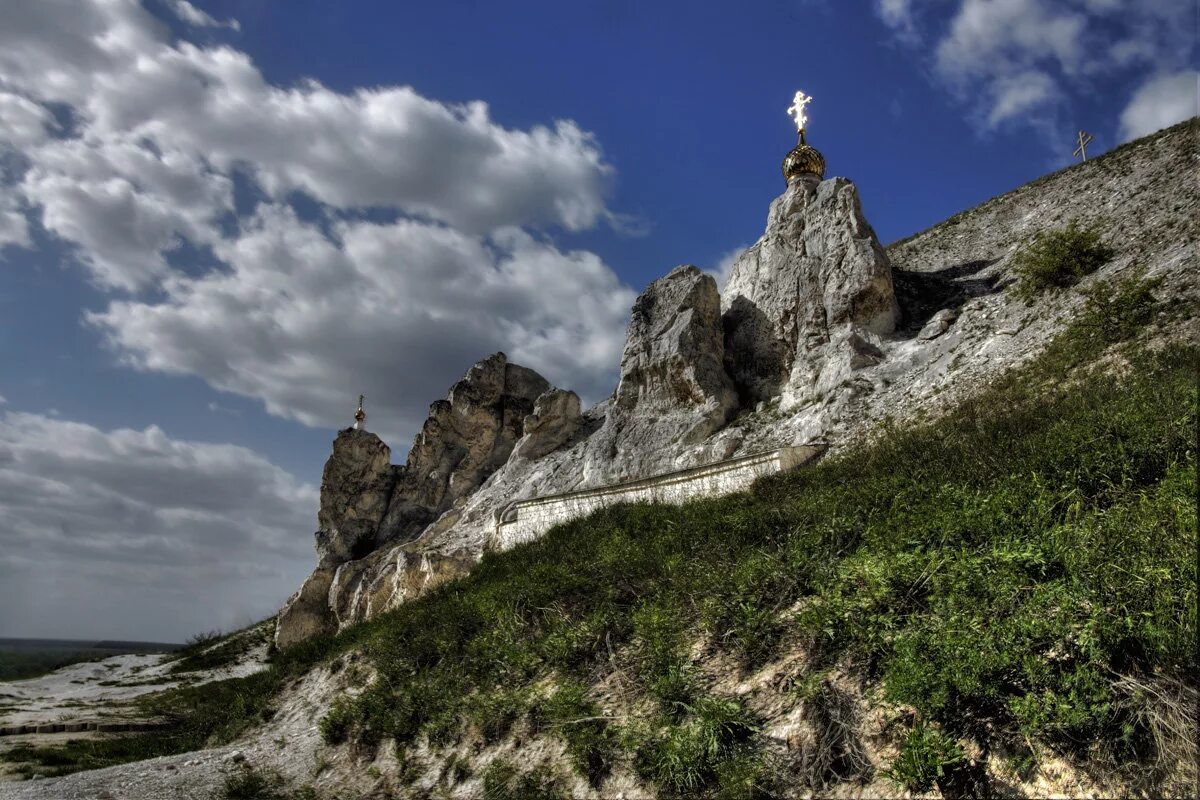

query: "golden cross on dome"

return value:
[787, 90, 813, 133]
[1073, 130, 1094, 162]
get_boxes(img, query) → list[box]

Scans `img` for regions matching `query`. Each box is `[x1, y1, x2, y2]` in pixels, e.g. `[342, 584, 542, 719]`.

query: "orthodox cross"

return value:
[1073, 130, 1094, 162]
[787, 90, 813, 133]
[354, 394, 366, 430]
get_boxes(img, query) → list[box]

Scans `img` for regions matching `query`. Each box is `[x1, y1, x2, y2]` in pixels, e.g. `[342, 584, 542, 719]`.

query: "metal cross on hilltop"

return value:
[1073, 130, 1094, 162]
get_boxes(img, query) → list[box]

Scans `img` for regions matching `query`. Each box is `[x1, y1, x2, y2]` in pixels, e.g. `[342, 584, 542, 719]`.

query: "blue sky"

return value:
[0, 0, 1194, 641]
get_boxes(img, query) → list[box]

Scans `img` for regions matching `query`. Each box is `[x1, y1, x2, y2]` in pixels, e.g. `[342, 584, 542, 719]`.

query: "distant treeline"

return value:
[0, 638, 182, 682]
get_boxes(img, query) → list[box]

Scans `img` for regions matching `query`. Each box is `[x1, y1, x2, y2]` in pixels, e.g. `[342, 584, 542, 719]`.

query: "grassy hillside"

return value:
[6, 271, 1196, 796]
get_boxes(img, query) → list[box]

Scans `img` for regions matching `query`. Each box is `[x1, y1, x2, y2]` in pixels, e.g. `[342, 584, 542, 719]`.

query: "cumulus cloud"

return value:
[167, 0, 240, 31]
[0, 194, 30, 249]
[1119, 71, 1198, 141]
[90, 206, 634, 442]
[0, 91, 54, 149]
[704, 245, 749, 292]
[20, 134, 234, 288]
[875, 0, 1195, 138]
[0, 0, 615, 250]
[1, 0, 635, 438]
[0, 412, 317, 640]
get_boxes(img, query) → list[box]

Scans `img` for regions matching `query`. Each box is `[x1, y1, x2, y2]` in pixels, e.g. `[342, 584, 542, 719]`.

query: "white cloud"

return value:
[90, 207, 634, 442]
[0, 0, 636, 435]
[0, 1, 616, 254]
[986, 70, 1060, 127]
[876, 0, 918, 42]
[935, 0, 1088, 84]
[0, 91, 54, 149]
[0, 193, 30, 249]
[20, 134, 234, 289]
[875, 0, 1195, 139]
[1119, 70, 1198, 141]
[704, 245, 749, 292]
[0, 411, 317, 640]
[168, 0, 240, 31]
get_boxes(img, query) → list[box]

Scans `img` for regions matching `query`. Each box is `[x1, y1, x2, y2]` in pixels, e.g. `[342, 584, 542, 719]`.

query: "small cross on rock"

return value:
[1073, 130, 1094, 162]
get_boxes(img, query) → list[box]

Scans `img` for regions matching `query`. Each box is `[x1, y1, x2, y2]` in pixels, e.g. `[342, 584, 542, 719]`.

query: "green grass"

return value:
[481, 759, 565, 800]
[221, 763, 316, 800]
[885, 722, 966, 793]
[6, 273, 1195, 795]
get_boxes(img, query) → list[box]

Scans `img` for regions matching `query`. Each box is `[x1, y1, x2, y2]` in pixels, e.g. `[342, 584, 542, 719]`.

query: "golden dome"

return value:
[782, 130, 826, 184]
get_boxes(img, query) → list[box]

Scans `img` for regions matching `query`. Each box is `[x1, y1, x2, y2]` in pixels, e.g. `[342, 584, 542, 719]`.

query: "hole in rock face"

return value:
[722, 296, 789, 408]
[892, 259, 1002, 336]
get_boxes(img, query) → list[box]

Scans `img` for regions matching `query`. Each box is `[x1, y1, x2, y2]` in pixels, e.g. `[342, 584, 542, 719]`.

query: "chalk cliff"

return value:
[276, 120, 1199, 648]
[276, 352, 552, 647]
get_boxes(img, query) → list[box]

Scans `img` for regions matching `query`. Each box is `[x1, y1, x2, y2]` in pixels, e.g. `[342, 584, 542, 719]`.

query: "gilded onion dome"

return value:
[782, 130, 826, 184]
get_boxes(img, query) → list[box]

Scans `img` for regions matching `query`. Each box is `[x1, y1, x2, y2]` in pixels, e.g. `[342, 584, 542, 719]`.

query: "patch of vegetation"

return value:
[633, 696, 760, 796]
[169, 620, 272, 674]
[1009, 220, 1114, 300]
[222, 763, 314, 800]
[530, 681, 616, 786]
[5, 279, 1194, 795]
[481, 759, 565, 800]
[885, 722, 967, 793]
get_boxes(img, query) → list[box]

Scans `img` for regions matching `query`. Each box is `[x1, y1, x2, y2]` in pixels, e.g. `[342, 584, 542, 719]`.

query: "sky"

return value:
[0, 0, 1195, 642]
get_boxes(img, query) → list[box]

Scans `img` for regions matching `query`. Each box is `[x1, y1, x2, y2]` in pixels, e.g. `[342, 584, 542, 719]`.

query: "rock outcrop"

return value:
[275, 429, 397, 648]
[722, 177, 898, 407]
[275, 353, 551, 648]
[513, 389, 582, 461]
[277, 121, 1200, 649]
[590, 265, 738, 481]
[376, 352, 550, 546]
[313, 429, 397, 566]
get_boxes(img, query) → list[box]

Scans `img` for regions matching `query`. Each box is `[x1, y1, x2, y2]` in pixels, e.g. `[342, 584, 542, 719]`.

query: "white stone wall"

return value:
[488, 445, 823, 552]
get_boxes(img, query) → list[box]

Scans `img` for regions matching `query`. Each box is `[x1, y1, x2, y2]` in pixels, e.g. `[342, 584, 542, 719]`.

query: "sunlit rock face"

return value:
[275, 352, 550, 648]
[513, 388, 583, 461]
[376, 352, 550, 546]
[312, 429, 397, 567]
[722, 177, 898, 407]
[593, 265, 739, 475]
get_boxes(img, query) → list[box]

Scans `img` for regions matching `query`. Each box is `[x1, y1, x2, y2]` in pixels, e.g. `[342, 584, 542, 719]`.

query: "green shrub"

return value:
[1010, 221, 1114, 300]
[222, 764, 287, 800]
[531, 681, 615, 786]
[885, 723, 966, 793]
[702, 551, 791, 668]
[482, 759, 565, 800]
[465, 686, 529, 743]
[649, 662, 698, 710]
[1071, 270, 1163, 345]
[318, 696, 355, 744]
[637, 696, 759, 794]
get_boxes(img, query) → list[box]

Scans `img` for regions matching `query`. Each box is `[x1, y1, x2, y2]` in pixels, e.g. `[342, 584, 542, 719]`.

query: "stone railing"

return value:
[488, 444, 825, 552]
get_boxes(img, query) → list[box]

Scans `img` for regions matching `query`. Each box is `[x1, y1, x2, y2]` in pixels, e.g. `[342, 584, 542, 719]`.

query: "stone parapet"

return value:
[488, 444, 824, 552]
